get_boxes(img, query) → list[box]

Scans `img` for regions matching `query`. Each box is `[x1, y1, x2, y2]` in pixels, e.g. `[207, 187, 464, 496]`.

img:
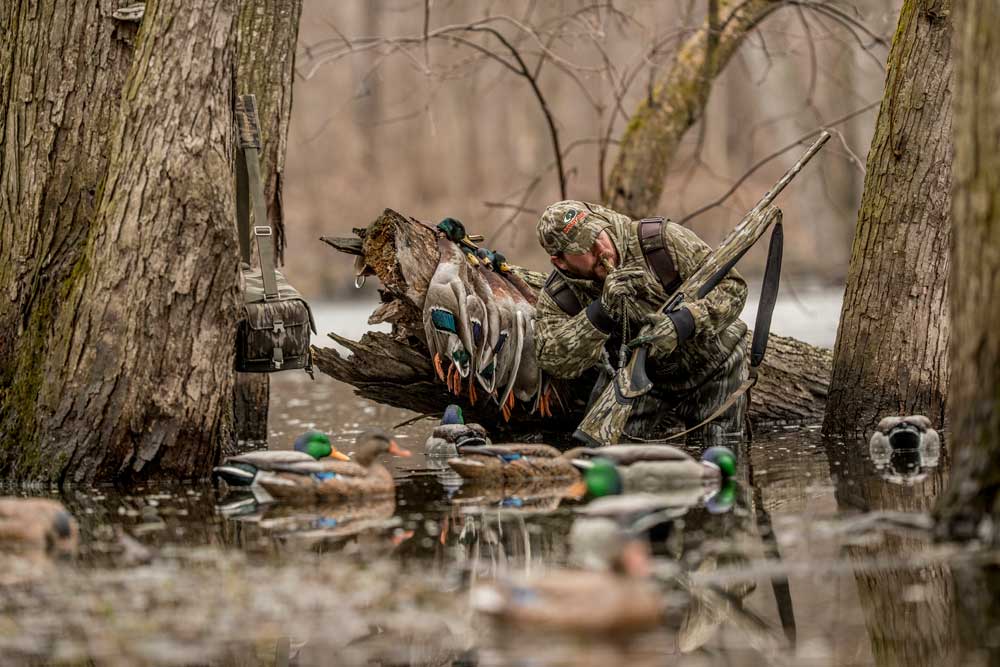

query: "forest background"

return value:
[284, 0, 898, 298]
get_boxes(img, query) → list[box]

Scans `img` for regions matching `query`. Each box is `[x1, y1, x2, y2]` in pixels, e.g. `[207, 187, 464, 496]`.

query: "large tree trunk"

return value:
[606, 0, 783, 218]
[35, 0, 241, 483]
[1, 0, 301, 482]
[315, 209, 832, 442]
[933, 0, 1000, 538]
[0, 1, 137, 477]
[823, 0, 952, 437]
[232, 0, 304, 444]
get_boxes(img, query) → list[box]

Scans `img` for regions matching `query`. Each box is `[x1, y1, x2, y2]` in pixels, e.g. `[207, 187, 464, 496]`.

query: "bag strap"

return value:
[637, 217, 683, 295]
[658, 221, 783, 441]
[235, 95, 279, 301]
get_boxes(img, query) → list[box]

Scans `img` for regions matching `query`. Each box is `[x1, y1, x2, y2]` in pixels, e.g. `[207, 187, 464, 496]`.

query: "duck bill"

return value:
[330, 449, 352, 461]
[388, 441, 413, 457]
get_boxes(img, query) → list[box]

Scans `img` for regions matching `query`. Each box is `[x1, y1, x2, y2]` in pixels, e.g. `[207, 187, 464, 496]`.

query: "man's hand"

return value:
[601, 267, 647, 310]
[632, 308, 696, 359]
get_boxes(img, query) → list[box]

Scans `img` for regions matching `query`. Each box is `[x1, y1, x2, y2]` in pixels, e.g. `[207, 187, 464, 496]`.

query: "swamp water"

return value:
[4, 293, 1000, 666]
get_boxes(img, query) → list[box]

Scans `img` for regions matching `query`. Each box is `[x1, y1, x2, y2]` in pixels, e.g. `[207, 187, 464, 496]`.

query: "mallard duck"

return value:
[869, 415, 940, 451]
[437, 217, 481, 264]
[425, 235, 477, 393]
[0, 498, 78, 558]
[471, 523, 665, 634]
[425, 404, 490, 458]
[566, 445, 737, 496]
[257, 430, 412, 502]
[213, 431, 351, 488]
[446, 443, 577, 484]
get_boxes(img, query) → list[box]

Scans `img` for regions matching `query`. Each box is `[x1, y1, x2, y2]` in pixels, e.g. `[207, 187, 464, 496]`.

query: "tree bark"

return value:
[0, 1, 137, 476]
[823, 0, 952, 437]
[315, 209, 832, 442]
[605, 0, 783, 219]
[934, 0, 1000, 538]
[232, 0, 304, 443]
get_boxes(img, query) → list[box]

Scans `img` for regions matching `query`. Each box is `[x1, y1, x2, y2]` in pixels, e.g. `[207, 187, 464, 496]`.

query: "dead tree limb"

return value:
[315, 209, 832, 442]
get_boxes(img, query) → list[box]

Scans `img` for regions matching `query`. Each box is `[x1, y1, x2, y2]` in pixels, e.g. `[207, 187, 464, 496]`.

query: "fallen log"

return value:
[314, 209, 832, 443]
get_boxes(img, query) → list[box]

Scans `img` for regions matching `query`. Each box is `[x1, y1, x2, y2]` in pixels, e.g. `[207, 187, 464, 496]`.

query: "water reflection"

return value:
[6, 387, 1000, 665]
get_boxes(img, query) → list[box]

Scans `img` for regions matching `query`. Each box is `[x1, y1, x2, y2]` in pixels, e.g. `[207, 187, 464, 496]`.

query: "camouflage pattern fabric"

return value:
[534, 202, 749, 394]
[590, 339, 750, 446]
[536, 200, 615, 256]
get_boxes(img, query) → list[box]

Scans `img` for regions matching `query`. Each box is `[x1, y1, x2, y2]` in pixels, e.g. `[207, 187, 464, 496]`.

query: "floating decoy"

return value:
[257, 429, 412, 502]
[446, 443, 577, 483]
[425, 405, 490, 458]
[566, 445, 737, 496]
[869, 416, 941, 485]
[471, 522, 665, 634]
[213, 431, 350, 488]
[869, 415, 940, 451]
[0, 498, 78, 558]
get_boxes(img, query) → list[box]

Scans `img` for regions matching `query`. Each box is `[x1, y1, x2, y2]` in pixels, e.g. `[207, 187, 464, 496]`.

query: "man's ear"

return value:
[550, 255, 567, 271]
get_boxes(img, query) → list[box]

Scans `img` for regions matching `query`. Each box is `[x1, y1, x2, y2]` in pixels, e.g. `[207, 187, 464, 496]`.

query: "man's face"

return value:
[551, 230, 618, 280]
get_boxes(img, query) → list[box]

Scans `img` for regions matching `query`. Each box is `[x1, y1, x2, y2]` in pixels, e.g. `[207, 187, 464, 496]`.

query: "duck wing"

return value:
[224, 450, 316, 470]
[423, 239, 475, 377]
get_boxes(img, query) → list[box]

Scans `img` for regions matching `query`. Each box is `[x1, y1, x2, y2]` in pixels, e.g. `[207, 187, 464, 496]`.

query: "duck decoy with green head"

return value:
[568, 445, 737, 496]
[258, 430, 412, 503]
[425, 405, 490, 458]
[213, 431, 351, 488]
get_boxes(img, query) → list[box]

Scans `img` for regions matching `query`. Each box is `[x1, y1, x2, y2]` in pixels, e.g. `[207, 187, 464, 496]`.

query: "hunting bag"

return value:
[234, 95, 316, 375]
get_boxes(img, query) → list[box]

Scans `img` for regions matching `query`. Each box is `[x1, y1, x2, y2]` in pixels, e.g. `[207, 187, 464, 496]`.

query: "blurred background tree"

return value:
[285, 0, 899, 299]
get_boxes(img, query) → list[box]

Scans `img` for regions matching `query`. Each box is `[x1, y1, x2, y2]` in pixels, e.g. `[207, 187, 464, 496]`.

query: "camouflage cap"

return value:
[536, 200, 611, 255]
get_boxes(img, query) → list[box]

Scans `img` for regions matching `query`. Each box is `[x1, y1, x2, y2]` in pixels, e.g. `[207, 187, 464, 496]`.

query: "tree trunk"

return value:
[232, 0, 304, 442]
[315, 209, 832, 442]
[605, 0, 783, 219]
[0, 1, 137, 476]
[823, 0, 952, 437]
[934, 0, 1000, 538]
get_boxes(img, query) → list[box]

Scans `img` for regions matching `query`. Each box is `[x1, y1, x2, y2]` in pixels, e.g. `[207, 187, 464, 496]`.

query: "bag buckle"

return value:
[272, 346, 284, 370]
[254, 226, 272, 237]
[273, 320, 284, 334]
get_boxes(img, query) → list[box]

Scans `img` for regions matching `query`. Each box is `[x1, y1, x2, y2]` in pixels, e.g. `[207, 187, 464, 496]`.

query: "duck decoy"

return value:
[424, 235, 477, 393]
[869, 416, 941, 485]
[446, 443, 578, 484]
[869, 415, 940, 451]
[567, 445, 737, 496]
[257, 429, 412, 502]
[471, 522, 666, 634]
[0, 498, 78, 558]
[425, 404, 490, 458]
[213, 431, 350, 488]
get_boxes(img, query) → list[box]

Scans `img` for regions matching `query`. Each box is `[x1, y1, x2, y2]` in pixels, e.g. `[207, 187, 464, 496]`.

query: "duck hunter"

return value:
[534, 200, 751, 446]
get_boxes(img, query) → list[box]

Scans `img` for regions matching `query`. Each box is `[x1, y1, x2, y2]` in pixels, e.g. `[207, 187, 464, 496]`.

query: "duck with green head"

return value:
[257, 429, 412, 503]
[566, 444, 737, 496]
[425, 404, 491, 458]
[213, 431, 351, 488]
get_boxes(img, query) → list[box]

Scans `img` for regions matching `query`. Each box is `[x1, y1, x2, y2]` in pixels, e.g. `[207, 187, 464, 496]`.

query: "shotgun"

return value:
[574, 132, 830, 446]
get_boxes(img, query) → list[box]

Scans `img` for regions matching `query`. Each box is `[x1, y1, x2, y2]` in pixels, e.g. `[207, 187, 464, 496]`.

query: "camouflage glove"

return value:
[634, 308, 696, 359]
[601, 267, 647, 311]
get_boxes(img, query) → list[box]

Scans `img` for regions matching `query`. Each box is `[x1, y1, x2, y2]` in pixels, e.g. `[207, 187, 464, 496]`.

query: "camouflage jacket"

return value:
[534, 205, 748, 392]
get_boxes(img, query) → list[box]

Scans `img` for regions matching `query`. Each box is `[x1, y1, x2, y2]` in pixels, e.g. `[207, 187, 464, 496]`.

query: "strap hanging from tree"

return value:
[235, 94, 279, 301]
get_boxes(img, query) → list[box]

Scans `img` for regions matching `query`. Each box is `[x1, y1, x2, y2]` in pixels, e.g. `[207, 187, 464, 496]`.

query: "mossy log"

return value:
[315, 209, 832, 442]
